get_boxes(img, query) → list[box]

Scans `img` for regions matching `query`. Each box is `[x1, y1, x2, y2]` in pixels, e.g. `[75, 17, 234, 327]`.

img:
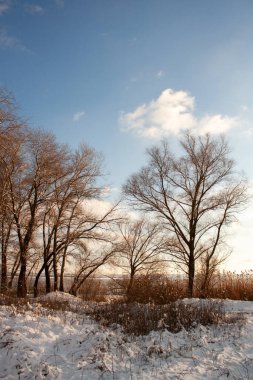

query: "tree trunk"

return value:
[200, 259, 210, 298]
[69, 286, 77, 296]
[17, 252, 27, 297]
[7, 256, 20, 290]
[0, 220, 12, 293]
[1, 249, 7, 293]
[33, 270, 40, 298]
[188, 254, 195, 298]
[1, 253, 7, 292]
[45, 263, 51, 293]
[52, 230, 58, 291]
[126, 272, 134, 296]
[53, 253, 58, 291]
[69, 274, 87, 296]
[33, 263, 51, 297]
[33, 253, 53, 297]
[59, 251, 66, 292]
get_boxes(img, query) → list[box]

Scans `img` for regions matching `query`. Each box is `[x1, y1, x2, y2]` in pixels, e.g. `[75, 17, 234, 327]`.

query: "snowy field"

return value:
[0, 292, 253, 379]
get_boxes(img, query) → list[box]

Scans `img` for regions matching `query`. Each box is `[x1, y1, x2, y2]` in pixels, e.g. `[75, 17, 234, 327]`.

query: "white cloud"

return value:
[73, 111, 85, 122]
[0, 28, 30, 52]
[156, 70, 165, 78]
[0, 29, 15, 47]
[120, 88, 237, 138]
[198, 114, 238, 135]
[0, 4, 8, 15]
[0, 0, 10, 16]
[24, 4, 44, 14]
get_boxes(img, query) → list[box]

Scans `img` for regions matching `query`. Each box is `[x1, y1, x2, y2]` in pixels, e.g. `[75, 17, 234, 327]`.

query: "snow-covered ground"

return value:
[0, 292, 253, 379]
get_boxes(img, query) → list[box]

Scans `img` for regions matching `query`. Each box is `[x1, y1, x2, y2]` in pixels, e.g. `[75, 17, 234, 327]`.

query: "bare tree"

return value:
[0, 88, 120, 298]
[124, 133, 248, 297]
[68, 243, 117, 296]
[33, 200, 120, 297]
[32, 142, 120, 296]
[113, 218, 166, 295]
[39, 143, 103, 292]
[0, 89, 25, 292]
[4, 128, 68, 297]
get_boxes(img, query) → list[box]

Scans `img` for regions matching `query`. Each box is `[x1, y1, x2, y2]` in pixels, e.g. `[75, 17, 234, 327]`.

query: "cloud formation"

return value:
[24, 4, 44, 14]
[73, 111, 85, 122]
[0, 28, 29, 52]
[120, 88, 237, 138]
[0, 0, 10, 15]
[156, 70, 165, 78]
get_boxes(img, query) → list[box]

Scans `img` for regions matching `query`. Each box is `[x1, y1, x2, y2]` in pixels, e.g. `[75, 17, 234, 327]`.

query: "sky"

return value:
[0, 0, 253, 271]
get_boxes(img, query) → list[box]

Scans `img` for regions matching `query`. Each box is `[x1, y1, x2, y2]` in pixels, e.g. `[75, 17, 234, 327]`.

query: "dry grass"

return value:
[78, 277, 108, 302]
[108, 274, 187, 304]
[2, 270, 253, 309]
[0, 293, 28, 307]
[109, 271, 253, 302]
[200, 271, 253, 300]
[90, 300, 226, 335]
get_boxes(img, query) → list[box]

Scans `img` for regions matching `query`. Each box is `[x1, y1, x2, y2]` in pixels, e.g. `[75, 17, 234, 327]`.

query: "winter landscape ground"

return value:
[0, 292, 253, 379]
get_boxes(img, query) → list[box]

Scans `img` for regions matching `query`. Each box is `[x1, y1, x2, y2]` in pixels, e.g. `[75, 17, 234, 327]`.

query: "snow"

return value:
[0, 292, 253, 379]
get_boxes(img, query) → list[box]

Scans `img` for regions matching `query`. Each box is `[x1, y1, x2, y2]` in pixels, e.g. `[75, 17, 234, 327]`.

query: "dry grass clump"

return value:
[0, 293, 28, 307]
[90, 300, 225, 335]
[198, 271, 253, 300]
[92, 271, 253, 302]
[109, 274, 187, 304]
[127, 275, 187, 304]
[78, 277, 108, 302]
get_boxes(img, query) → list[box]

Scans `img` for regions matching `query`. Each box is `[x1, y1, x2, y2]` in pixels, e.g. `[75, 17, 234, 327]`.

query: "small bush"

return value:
[129, 274, 187, 303]
[90, 300, 225, 335]
[109, 274, 187, 304]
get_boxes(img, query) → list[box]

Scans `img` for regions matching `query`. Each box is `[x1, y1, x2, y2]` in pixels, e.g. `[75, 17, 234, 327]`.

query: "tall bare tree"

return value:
[124, 133, 248, 297]
[0, 89, 25, 292]
[0, 88, 120, 298]
[32, 143, 120, 296]
[113, 218, 166, 295]
[4, 129, 68, 297]
[33, 199, 120, 297]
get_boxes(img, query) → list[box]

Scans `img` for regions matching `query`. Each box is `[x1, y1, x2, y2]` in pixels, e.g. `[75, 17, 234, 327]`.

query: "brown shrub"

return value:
[77, 277, 108, 302]
[108, 274, 187, 304]
[202, 271, 253, 300]
[90, 300, 226, 335]
[127, 274, 187, 304]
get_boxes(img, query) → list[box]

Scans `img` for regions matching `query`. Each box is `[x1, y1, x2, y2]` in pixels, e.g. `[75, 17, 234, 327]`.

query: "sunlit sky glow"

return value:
[1, 0, 253, 271]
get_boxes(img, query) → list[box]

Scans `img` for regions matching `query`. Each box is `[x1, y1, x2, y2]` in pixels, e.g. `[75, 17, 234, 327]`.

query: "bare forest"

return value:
[0, 89, 249, 300]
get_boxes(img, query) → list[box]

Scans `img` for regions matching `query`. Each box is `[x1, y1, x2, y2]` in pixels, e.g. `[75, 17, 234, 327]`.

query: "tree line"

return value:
[0, 89, 248, 298]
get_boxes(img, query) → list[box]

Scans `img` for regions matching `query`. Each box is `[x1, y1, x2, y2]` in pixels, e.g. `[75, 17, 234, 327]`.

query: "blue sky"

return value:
[1, 0, 253, 270]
